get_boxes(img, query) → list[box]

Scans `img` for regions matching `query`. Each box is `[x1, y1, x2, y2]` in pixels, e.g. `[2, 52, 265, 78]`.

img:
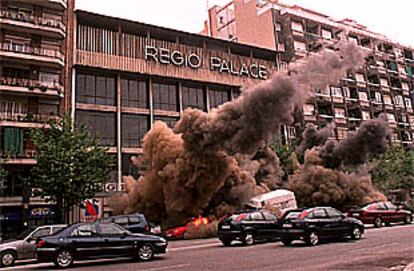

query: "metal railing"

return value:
[0, 9, 66, 32]
[0, 112, 58, 123]
[0, 76, 63, 93]
[0, 42, 64, 61]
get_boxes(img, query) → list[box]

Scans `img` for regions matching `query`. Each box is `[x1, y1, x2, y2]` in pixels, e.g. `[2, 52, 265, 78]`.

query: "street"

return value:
[5, 224, 414, 271]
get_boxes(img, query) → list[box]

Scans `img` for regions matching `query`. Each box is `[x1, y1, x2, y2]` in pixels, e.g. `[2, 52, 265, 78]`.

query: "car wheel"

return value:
[351, 227, 363, 240]
[138, 243, 154, 261]
[243, 232, 254, 246]
[374, 217, 382, 228]
[54, 250, 73, 269]
[0, 250, 16, 268]
[404, 215, 412, 224]
[306, 231, 319, 246]
[281, 238, 292, 246]
[221, 239, 232, 246]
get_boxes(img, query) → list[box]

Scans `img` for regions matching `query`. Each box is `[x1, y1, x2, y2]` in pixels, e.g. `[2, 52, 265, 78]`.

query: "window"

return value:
[209, 88, 230, 109]
[51, 226, 66, 234]
[375, 203, 387, 210]
[114, 217, 129, 226]
[380, 78, 389, 87]
[383, 95, 392, 105]
[152, 82, 178, 111]
[154, 116, 178, 129]
[121, 154, 141, 179]
[303, 104, 315, 115]
[262, 212, 277, 221]
[76, 111, 116, 146]
[374, 92, 382, 103]
[182, 85, 206, 111]
[294, 41, 306, 52]
[355, 73, 365, 82]
[321, 29, 332, 39]
[405, 98, 412, 109]
[325, 208, 342, 218]
[129, 216, 141, 224]
[31, 228, 50, 239]
[121, 78, 148, 108]
[99, 223, 125, 235]
[121, 114, 149, 148]
[362, 111, 370, 120]
[387, 113, 395, 123]
[335, 108, 345, 118]
[384, 202, 397, 210]
[401, 82, 409, 91]
[291, 21, 304, 32]
[330, 87, 342, 97]
[71, 224, 98, 236]
[394, 95, 404, 106]
[76, 73, 116, 106]
[250, 212, 264, 221]
[309, 209, 327, 218]
[359, 91, 368, 101]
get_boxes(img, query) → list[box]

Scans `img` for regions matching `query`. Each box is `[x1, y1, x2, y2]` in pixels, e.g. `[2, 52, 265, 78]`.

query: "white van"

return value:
[246, 189, 297, 214]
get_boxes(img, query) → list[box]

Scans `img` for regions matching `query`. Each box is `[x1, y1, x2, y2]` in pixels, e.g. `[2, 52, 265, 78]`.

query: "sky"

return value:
[76, 0, 414, 47]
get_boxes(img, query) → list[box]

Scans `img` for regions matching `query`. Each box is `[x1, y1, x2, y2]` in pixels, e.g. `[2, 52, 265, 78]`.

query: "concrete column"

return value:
[116, 73, 122, 190]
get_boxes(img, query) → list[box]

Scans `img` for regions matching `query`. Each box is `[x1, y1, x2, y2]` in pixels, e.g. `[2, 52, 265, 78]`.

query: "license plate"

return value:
[221, 225, 230, 229]
[352, 213, 360, 217]
[283, 224, 292, 228]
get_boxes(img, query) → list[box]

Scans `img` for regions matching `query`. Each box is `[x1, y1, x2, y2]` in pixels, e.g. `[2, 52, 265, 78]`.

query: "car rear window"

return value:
[284, 212, 301, 220]
[128, 216, 140, 224]
[224, 213, 251, 222]
[114, 217, 129, 225]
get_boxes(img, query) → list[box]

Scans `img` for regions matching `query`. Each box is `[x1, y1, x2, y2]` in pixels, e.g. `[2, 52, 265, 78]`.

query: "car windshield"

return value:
[14, 228, 35, 240]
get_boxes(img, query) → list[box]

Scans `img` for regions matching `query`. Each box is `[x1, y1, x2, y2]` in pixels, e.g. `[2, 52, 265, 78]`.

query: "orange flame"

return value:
[191, 216, 209, 227]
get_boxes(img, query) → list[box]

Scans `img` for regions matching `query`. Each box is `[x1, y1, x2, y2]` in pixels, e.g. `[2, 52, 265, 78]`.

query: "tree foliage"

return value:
[29, 115, 114, 223]
[372, 146, 414, 197]
[271, 139, 299, 181]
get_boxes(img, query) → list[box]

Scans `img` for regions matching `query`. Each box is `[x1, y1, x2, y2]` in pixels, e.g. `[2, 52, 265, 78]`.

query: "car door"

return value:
[261, 211, 281, 239]
[325, 208, 348, 237]
[385, 202, 402, 222]
[376, 202, 390, 223]
[308, 209, 330, 237]
[67, 224, 103, 259]
[248, 212, 267, 240]
[97, 223, 134, 257]
[21, 227, 51, 260]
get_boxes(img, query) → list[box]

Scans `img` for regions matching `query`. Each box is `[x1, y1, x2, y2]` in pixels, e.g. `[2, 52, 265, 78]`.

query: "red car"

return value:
[347, 201, 412, 228]
[164, 216, 209, 239]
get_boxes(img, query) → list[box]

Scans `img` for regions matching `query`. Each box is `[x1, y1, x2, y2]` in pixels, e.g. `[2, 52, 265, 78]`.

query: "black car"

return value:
[101, 213, 151, 233]
[281, 207, 364, 246]
[36, 222, 168, 268]
[218, 210, 281, 246]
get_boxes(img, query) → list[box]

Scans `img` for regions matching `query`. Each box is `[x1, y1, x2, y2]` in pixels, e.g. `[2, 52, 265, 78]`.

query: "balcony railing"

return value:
[0, 42, 64, 61]
[0, 76, 63, 93]
[0, 112, 58, 123]
[0, 148, 36, 159]
[0, 9, 66, 32]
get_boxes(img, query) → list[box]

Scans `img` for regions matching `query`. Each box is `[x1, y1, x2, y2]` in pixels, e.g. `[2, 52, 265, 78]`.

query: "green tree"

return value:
[372, 146, 414, 200]
[29, 115, 114, 223]
[271, 139, 299, 182]
[0, 164, 7, 192]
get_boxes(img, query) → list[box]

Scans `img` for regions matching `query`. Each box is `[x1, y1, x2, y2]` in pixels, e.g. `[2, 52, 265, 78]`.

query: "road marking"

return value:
[142, 264, 190, 271]
[169, 242, 220, 251]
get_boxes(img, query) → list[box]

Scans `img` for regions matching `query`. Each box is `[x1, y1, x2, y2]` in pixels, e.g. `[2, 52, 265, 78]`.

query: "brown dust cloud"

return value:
[110, 42, 387, 228]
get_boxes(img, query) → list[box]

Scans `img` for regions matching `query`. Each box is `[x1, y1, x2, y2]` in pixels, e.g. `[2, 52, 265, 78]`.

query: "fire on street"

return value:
[4, 224, 414, 271]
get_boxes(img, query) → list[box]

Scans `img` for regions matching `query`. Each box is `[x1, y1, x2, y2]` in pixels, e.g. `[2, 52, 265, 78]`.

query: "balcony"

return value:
[0, 9, 66, 38]
[0, 42, 64, 67]
[0, 127, 36, 165]
[0, 112, 58, 128]
[16, 0, 67, 10]
[0, 76, 63, 97]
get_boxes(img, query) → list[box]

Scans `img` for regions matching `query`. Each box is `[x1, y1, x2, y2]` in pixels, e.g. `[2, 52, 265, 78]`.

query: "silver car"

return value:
[0, 224, 67, 267]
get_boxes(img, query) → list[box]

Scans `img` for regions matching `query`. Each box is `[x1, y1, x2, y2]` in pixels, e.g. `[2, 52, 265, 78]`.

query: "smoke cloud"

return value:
[296, 123, 335, 154]
[111, 42, 365, 228]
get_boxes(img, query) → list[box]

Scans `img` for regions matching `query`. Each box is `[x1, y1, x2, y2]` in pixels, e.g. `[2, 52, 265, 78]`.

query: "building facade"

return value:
[203, 0, 414, 146]
[0, 0, 74, 238]
[72, 10, 280, 217]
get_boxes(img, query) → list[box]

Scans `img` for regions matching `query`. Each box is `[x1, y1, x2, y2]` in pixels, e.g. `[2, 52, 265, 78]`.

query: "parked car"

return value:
[0, 224, 67, 268]
[218, 210, 281, 246]
[346, 201, 412, 228]
[164, 216, 209, 240]
[101, 213, 151, 233]
[36, 222, 168, 268]
[280, 207, 364, 246]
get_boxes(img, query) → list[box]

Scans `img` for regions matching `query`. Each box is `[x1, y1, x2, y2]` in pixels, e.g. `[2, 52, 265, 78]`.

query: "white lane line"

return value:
[1, 263, 51, 270]
[142, 264, 190, 271]
[169, 242, 221, 251]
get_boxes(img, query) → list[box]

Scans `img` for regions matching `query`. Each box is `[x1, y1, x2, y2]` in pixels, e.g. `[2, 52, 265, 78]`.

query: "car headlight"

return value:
[159, 237, 167, 243]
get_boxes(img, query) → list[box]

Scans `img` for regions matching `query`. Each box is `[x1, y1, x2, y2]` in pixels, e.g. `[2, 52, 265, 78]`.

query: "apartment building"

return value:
[0, 0, 74, 238]
[203, 0, 414, 145]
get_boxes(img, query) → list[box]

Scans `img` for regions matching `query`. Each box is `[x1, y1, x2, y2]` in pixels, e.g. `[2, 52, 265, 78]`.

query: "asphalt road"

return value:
[6, 224, 414, 271]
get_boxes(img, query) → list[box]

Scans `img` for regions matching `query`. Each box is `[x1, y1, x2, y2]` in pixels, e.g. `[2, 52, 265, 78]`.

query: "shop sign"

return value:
[144, 45, 268, 80]
[80, 199, 102, 222]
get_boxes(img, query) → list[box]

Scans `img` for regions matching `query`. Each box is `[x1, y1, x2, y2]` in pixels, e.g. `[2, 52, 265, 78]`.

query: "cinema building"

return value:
[70, 10, 280, 214]
[203, 0, 414, 146]
[0, 0, 74, 238]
